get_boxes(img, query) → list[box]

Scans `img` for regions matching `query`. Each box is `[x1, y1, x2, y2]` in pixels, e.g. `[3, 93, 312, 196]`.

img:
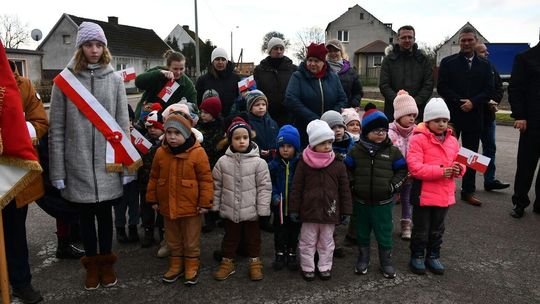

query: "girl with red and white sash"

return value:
[49, 22, 139, 290]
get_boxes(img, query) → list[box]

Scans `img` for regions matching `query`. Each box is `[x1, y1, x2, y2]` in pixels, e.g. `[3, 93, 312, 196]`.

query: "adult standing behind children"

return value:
[196, 48, 241, 117]
[285, 43, 348, 148]
[326, 39, 364, 108]
[254, 37, 297, 126]
[49, 22, 140, 290]
[134, 50, 196, 120]
[379, 25, 433, 121]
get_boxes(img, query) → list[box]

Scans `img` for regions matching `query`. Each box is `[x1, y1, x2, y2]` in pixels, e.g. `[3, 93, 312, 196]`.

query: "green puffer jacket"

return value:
[134, 66, 197, 118]
[344, 138, 408, 205]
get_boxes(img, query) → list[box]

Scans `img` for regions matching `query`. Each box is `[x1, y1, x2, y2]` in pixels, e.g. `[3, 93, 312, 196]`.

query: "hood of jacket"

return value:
[66, 57, 115, 78]
[337, 59, 351, 75]
[413, 122, 454, 144]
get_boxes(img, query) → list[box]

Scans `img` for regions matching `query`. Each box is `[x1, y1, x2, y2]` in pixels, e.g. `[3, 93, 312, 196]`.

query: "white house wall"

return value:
[41, 17, 77, 70]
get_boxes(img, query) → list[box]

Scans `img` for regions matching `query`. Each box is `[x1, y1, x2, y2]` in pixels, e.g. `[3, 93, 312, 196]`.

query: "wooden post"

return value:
[0, 212, 10, 304]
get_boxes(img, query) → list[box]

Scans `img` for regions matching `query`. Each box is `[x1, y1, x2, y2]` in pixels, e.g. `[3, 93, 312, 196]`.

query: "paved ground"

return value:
[17, 124, 540, 304]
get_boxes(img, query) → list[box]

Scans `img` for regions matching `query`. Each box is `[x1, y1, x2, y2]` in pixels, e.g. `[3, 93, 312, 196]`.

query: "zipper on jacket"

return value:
[284, 160, 289, 216]
[370, 157, 374, 204]
[90, 70, 99, 202]
[318, 79, 324, 115]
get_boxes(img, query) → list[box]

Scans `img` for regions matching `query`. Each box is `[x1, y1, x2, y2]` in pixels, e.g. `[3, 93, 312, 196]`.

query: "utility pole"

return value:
[194, 0, 201, 77]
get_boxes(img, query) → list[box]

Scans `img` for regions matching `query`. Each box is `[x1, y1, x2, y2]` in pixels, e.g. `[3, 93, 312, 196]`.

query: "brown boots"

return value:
[184, 257, 200, 285]
[163, 256, 184, 283]
[81, 253, 117, 290]
[213, 257, 264, 281]
[249, 257, 263, 281]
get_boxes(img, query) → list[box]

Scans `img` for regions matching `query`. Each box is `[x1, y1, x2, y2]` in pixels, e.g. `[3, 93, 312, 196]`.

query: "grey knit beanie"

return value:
[321, 110, 345, 128]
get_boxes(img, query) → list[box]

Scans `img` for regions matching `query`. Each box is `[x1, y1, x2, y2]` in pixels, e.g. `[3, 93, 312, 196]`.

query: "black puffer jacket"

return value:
[196, 61, 240, 117]
[253, 56, 297, 126]
[335, 59, 363, 108]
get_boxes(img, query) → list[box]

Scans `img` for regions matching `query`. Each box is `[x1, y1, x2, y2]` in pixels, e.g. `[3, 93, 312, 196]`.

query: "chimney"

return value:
[182, 25, 190, 31]
[108, 16, 118, 24]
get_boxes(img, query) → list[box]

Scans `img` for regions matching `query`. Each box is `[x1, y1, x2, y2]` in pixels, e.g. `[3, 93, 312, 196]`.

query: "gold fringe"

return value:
[0, 156, 43, 172]
[31, 137, 39, 146]
[106, 163, 124, 173]
[126, 158, 143, 174]
[0, 165, 41, 209]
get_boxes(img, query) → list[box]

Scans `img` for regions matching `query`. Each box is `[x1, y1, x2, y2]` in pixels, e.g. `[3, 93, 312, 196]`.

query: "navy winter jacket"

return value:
[268, 153, 300, 218]
[248, 112, 279, 161]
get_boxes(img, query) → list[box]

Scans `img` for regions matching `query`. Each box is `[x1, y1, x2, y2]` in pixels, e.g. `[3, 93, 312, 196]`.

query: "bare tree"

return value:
[293, 27, 325, 61]
[0, 14, 29, 49]
[260, 31, 291, 54]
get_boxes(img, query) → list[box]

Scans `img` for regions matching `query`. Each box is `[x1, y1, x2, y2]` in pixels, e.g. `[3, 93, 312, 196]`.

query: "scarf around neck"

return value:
[359, 135, 382, 155]
[302, 146, 335, 169]
[328, 59, 344, 74]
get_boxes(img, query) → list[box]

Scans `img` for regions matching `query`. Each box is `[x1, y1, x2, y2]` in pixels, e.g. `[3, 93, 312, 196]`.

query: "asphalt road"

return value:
[18, 124, 540, 304]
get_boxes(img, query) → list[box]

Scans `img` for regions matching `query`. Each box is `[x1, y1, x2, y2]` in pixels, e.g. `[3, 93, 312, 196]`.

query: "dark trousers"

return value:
[273, 213, 301, 252]
[512, 128, 540, 209]
[114, 180, 140, 227]
[481, 120, 497, 184]
[453, 125, 481, 194]
[222, 220, 261, 259]
[74, 200, 115, 257]
[2, 201, 31, 289]
[139, 189, 163, 229]
[410, 205, 448, 258]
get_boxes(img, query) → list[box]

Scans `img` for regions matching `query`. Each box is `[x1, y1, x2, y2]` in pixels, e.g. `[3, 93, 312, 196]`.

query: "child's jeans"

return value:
[164, 215, 202, 258]
[298, 223, 335, 272]
[400, 182, 413, 221]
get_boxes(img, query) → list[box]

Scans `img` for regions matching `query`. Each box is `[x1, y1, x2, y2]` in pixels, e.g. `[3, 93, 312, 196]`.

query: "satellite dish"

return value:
[31, 29, 43, 42]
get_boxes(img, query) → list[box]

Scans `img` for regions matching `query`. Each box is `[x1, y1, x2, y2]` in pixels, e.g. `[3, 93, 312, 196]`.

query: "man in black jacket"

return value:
[379, 25, 434, 121]
[475, 43, 510, 192]
[508, 41, 540, 218]
[437, 27, 494, 206]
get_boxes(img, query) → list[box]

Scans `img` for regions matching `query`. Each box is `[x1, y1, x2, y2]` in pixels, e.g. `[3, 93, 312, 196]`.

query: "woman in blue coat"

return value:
[285, 43, 348, 148]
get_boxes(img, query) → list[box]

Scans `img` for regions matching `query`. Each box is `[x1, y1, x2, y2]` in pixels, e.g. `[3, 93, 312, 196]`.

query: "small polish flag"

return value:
[116, 67, 136, 82]
[130, 128, 152, 155]
[158, 80, 180, 103]
[455, 147, 491, 173]
[238, 75, 255, 92]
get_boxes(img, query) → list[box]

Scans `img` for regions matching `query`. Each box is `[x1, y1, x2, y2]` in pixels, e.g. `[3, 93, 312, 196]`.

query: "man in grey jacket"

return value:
[379, 25, 434, 121]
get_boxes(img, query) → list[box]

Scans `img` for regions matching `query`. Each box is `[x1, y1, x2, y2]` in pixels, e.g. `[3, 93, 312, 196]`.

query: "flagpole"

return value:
[0, 212, 10, 304]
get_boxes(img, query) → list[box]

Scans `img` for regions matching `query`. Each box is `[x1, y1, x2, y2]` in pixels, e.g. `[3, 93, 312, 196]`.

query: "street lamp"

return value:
[231, 25, 239, 62]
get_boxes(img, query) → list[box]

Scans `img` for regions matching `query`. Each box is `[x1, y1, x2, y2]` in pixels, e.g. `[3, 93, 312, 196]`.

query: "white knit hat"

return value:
[423, 98, 450, 122]
[393, 90, 418, 120]
[307, 119, 335, 147]
[267, 37, 285, 53]
[211, 47, 229, 62]
[76, 22, 107, 48]
[320, 110, 345, 128]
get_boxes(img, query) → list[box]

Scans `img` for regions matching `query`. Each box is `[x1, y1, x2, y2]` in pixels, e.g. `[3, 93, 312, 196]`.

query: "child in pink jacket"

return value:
[388, 90, 418, 240]
[406, 98, 466, 276]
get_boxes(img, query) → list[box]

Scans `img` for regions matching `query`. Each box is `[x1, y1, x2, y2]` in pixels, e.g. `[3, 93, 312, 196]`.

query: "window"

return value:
[371, 55, 383, 67]
[116, 63, 127, 71]
[62, 35, 71, 45]
[11, 60, 26, 76]
[360, 13, 364, 20]
[337, 30, 349, 42]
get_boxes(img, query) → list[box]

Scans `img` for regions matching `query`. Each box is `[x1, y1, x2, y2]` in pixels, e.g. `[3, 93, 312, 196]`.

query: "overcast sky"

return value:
[4, 0, 539, 64]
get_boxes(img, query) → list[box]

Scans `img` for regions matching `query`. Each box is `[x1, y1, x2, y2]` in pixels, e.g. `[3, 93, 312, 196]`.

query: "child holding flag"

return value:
[407, 98, 465, 275]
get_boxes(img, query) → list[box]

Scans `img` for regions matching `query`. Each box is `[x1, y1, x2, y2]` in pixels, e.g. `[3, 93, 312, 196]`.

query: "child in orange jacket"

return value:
[146, 111, 214, 286]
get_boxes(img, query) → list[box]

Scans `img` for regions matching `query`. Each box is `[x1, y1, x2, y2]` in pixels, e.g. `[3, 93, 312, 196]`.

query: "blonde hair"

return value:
[73, 46, 112, 74]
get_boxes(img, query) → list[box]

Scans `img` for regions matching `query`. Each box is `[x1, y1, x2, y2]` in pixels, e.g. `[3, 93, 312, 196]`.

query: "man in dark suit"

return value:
[475, 43, 510, 192]
[437, 27, 494, 206]
[508, 41, 540, 218]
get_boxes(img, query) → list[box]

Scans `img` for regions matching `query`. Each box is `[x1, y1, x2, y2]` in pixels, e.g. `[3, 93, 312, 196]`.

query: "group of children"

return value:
[117, 86, 465, 286]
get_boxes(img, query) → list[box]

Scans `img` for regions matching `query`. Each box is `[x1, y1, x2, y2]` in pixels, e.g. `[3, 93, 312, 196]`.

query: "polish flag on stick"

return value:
[130, 128, 152, 155]
[158, 80, 180, 103]
[116, 67, 136, 82]
[455, 147, 490, 173]
[238, 75, 255, 92]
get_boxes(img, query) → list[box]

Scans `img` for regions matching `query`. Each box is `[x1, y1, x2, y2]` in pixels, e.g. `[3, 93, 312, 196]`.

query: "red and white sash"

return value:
[53, 68, 142, 173]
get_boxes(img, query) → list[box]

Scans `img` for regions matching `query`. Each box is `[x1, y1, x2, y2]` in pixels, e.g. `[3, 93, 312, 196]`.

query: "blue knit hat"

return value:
[361, 103, 389, 137]
[276, 125, 300, 151]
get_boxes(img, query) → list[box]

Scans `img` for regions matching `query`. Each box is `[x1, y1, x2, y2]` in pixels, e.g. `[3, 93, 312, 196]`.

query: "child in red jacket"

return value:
[406, 98, 466, 275]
